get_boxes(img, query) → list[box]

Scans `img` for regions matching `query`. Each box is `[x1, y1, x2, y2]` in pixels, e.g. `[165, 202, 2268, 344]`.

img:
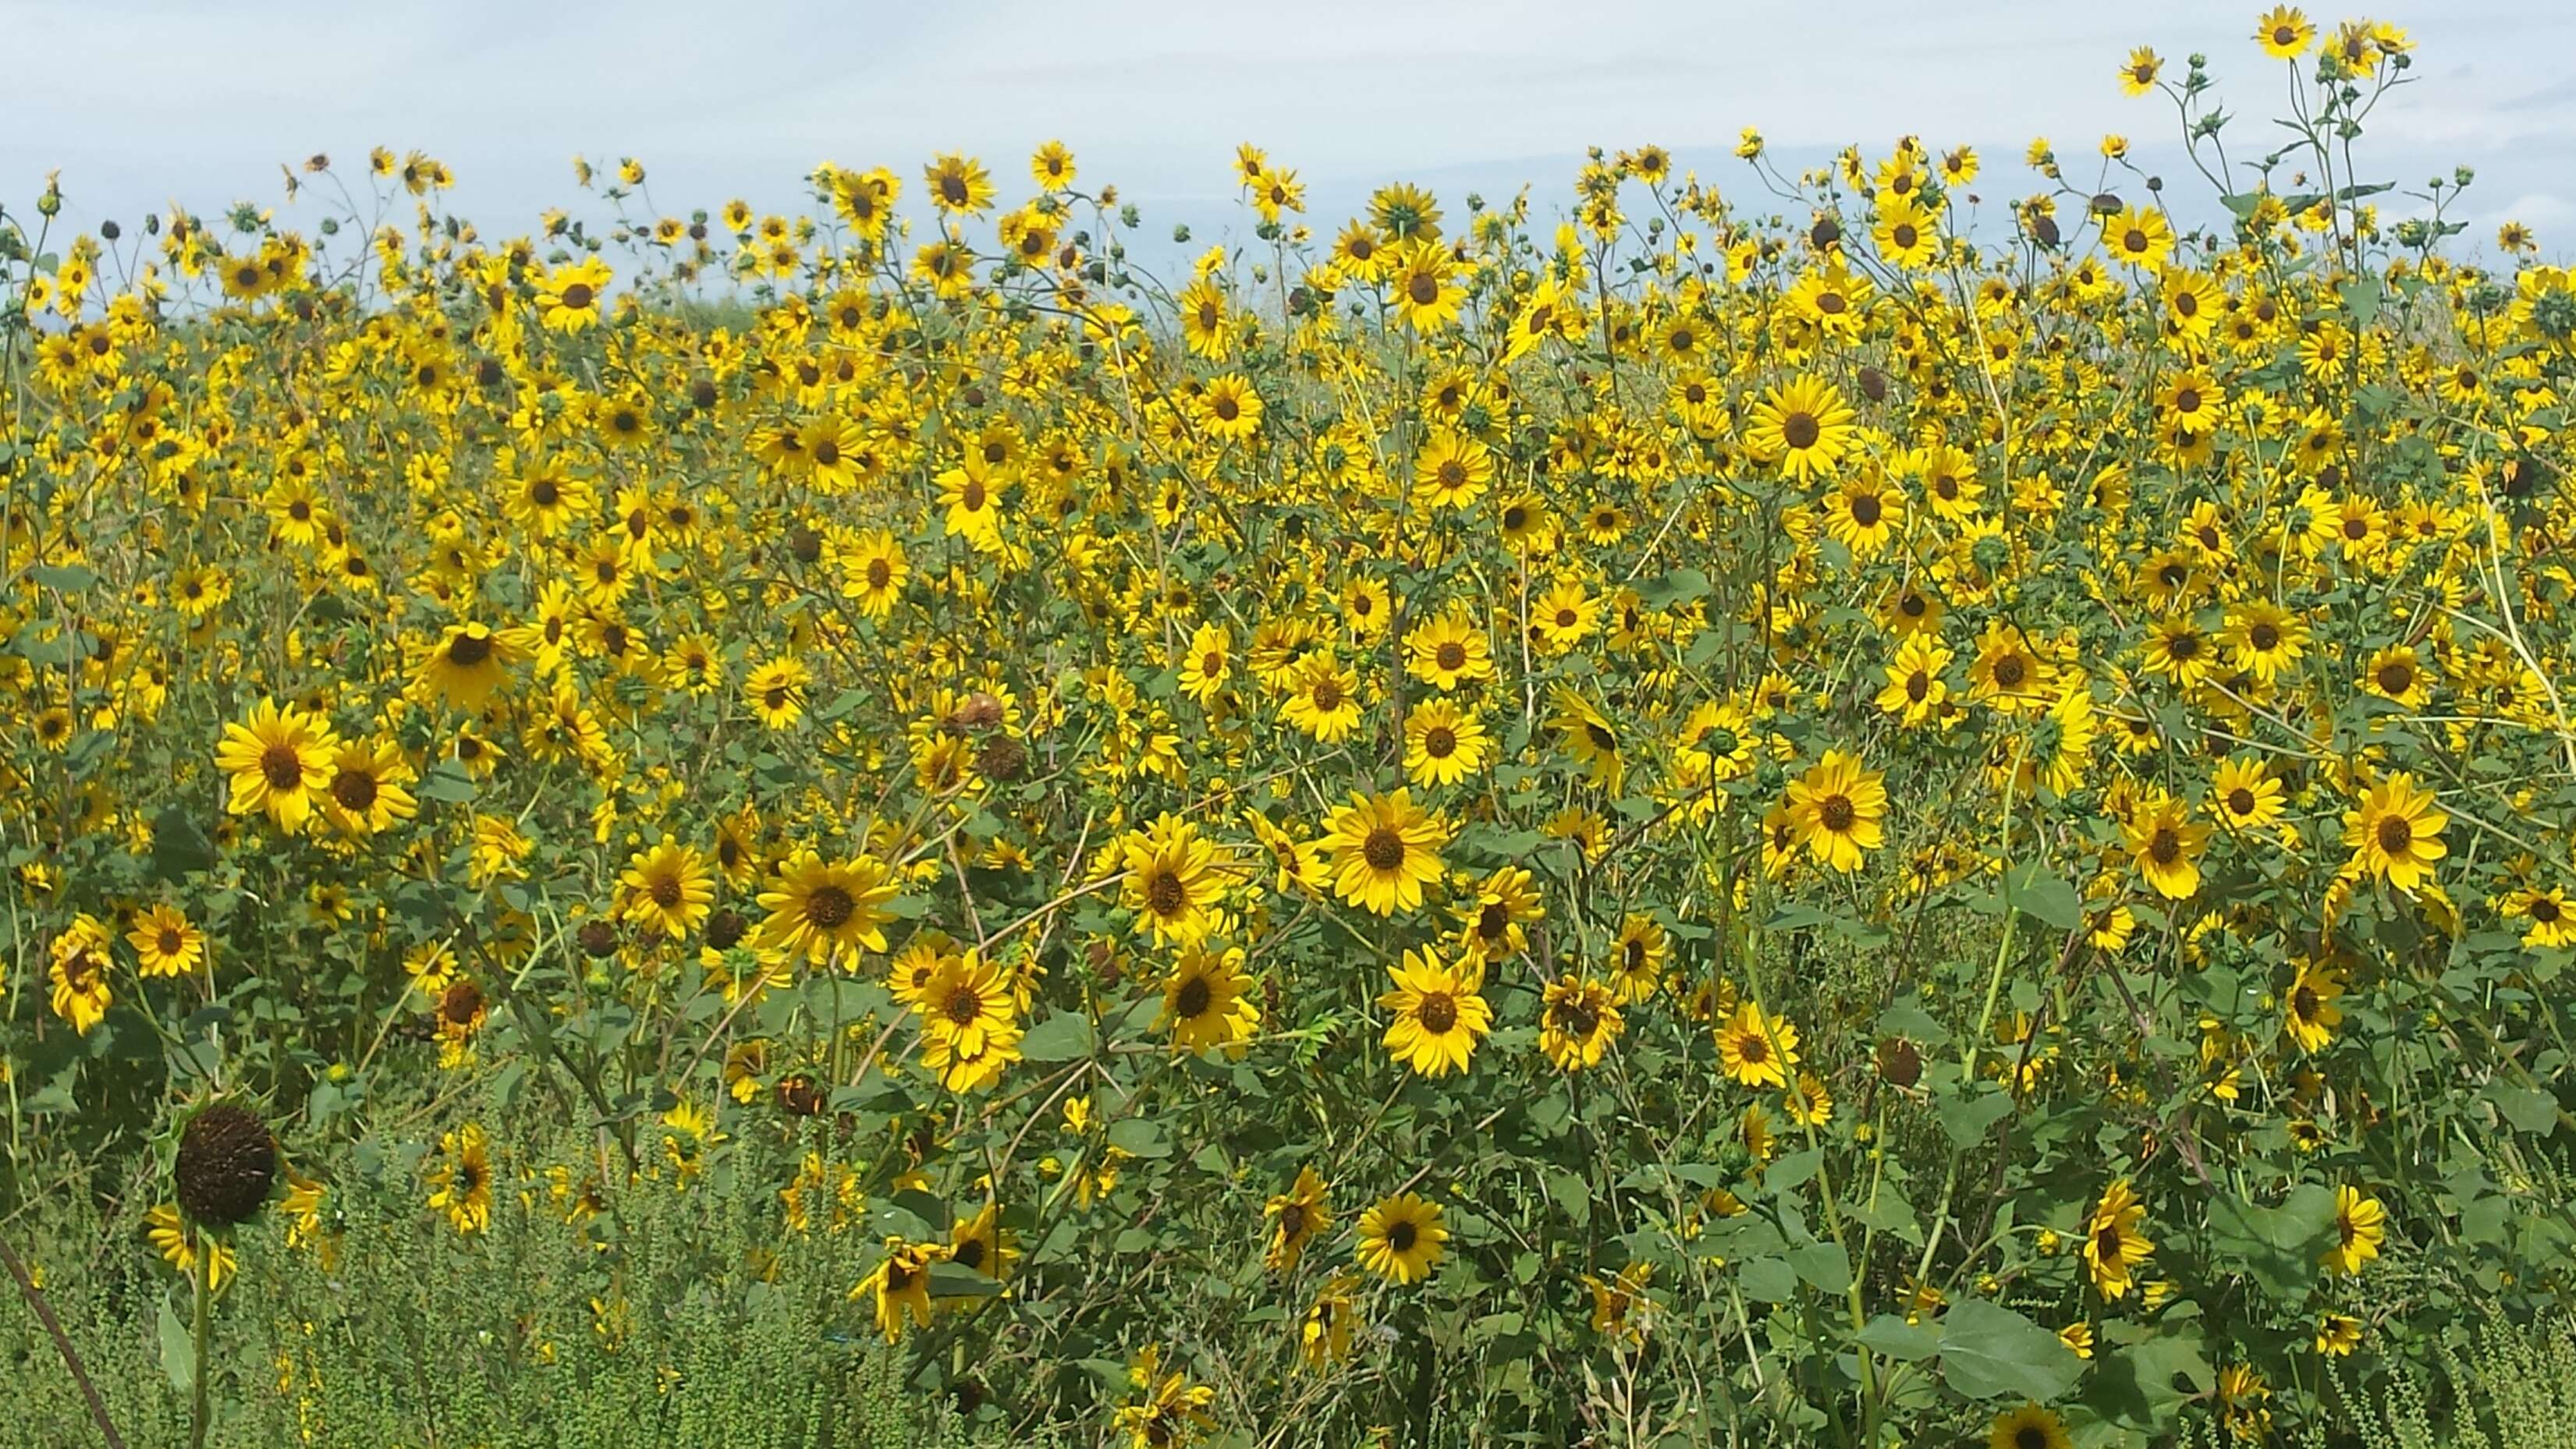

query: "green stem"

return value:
[189, 1233, 212, 1449]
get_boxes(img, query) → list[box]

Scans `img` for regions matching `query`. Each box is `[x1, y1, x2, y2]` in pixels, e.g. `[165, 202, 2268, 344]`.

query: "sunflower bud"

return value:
[1876, 1037, 1922, 1089]
[577, 919, 621, 958]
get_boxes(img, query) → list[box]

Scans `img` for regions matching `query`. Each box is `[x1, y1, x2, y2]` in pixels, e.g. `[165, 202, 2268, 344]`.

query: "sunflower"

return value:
[743, 656, 811, 731]
[2220, 601, 2309, 684]
[1549, 689, 1626, 795]
[620, 838, 715, 940]
[2341, 771, 2447, 892]
[128, 904, 207, 980]
[2102, 205, 2173, 269]
[1281, 656, 1364, 743]
[1529, 576, 1600, 654]
[2507, 886, 2576, 949]
[945, 1202, 1017, 1289]
[428, 1122, 493, 1235]
[2322, 1185, 2386, 1275]
[2315, 1313, 2364, 1357]
[1716, 1001, 1799, 1089]
[1989, 1403, 2071, 1449]
[1265, 1166, 1332, 1272]
[2083, 1178, 2154, 1300]
[1455, 866, 1543, 964]
[1320, 789, 1448, 916]
[146, 1203, 234, 1293]
[2207, 756, 2284, 835]
[1387, 238, 1464, 332]
[917, 948, 1016, 1058]
[1401, 700, 1488, 788]
[838, 528, 910, 618]
[1379, 948, 1492, 1078]
[1156, 944, 1260, 1058]
[1412, 429, 1492, 512]
[1744, 375, 1859, 483]
[416, 621, 517, 712]
[1877, 633, 1953, 727]
[1406, 610, 1493, 691]
[1121, 814, 1229, 948]
[48, 916, 114, 1035]
[318, 736, 420, 839]
[935, 454, 1009, 553]
[757, 850, 900, 965]
[1784, 749, 1887, 873]
[2255, 5, 2315, 58]
[215, 696, 341, 834]
[923, 152, 995, 215]
[1198, 373, 1264, 441]
[1357, 1192, 1449, 1284]
[854, 1237, 945, 1343]
[534, 257, 612, 333]
[1606, 915, 1669, 1003]
[2121, 790, 2209, 899]
[1297, 1275, 1363, 1372]
[2358, 644, 2433, 707]
[1826, 473, 1904, 557]
[1538, 976, 1624, 1072]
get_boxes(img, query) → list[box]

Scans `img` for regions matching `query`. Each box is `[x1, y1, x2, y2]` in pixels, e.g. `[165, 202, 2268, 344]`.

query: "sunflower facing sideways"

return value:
[1265, 1166, 1332, 1273]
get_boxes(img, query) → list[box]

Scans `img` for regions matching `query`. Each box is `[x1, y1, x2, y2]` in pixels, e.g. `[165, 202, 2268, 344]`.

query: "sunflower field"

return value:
[7, 12, 2576, 1449]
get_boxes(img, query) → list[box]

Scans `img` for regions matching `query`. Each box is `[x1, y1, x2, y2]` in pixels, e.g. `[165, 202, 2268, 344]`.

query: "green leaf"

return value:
[1107, 1117, 1171, 1159]
[1790, 1242, 1852, 1295]
[1936, 1080, 2014, 1149]
[1738, 1256, 1798, 1303]
[927, 1263, 1002, 1298]
[2003, 865, 2083, 931]
[151, 806, 217, 881]
[1938, 1299, 2085, 1402]
[1018, 1011, 1095, 1062]
[416, 762, 477, 804]
[158, 1291, 196, 1395]
[2204, 1184, 2337, 1302]
[2085, 1330, 2211, 1433]
[2486, 1081, 2560, 1135]
[1856, 1314, 1943, 1362]
[30, 563, 98, 592]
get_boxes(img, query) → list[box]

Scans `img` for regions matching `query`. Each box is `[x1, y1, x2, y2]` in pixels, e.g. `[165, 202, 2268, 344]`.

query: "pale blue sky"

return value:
[9, 1, 2576, 262]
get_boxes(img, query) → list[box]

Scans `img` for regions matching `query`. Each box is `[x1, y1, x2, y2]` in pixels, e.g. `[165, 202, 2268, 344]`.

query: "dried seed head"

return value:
[176, 1104, 278, 1227]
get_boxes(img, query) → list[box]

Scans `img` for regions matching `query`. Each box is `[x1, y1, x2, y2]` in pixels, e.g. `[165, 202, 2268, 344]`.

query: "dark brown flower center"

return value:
[1362, 827, 1406, 872]
[806, 885, 855, 929]
[261, 743, 306, 790]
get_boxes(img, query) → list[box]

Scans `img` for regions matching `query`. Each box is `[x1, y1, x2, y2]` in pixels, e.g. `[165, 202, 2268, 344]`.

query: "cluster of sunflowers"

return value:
[5, 10, 2575, 1446]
